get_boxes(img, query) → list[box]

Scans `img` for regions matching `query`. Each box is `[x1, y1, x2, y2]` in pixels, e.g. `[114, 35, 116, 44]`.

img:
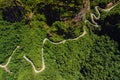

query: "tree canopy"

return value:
[0, 0, 120, 80]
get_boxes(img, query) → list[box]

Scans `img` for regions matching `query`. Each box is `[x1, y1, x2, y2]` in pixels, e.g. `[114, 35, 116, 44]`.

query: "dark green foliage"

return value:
[97, 4, 120, 50]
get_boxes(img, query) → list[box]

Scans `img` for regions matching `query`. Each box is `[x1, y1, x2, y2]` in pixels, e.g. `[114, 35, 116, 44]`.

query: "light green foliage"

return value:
[0, 20, 47, 80]
[0, 21, 19, 63]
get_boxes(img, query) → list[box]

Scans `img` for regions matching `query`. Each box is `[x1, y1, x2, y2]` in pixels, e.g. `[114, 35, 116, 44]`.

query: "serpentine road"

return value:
[0, 1, 119, 74]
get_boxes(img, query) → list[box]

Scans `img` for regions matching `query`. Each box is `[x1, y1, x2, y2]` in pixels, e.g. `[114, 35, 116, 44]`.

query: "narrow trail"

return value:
[0, 1, 119, 74]
[0, 46, 20, 73]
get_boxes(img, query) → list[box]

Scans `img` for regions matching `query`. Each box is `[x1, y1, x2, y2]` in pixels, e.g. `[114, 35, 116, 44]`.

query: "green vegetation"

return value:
[0, 0, 120, 80]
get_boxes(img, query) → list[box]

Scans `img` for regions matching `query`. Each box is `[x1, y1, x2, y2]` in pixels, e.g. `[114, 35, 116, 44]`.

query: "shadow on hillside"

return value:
[97, 13, 120, 50]
[37, 3, 61, 26]
[2, 6, 24, 22]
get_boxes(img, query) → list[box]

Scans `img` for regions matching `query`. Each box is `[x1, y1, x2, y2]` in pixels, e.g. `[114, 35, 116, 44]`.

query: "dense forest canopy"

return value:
[0, 0, 120, 80]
